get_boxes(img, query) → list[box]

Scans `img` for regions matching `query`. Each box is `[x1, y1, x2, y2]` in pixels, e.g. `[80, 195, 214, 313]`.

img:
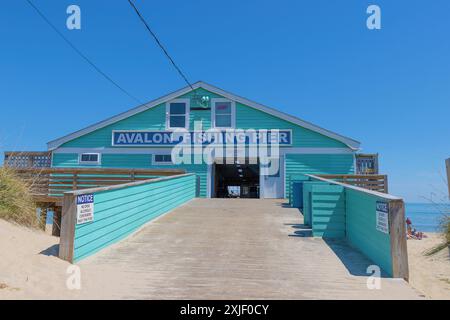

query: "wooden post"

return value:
[384, 175, 389, 194]
[39, 206, 47, 230]
[196, 175, 200, 197]
[52, 206, 62, 237]
[59, 193, 77, 263]
[446, 158, 450, 199]
[388, 199, 409, 280]
[73, 174, 78, 190]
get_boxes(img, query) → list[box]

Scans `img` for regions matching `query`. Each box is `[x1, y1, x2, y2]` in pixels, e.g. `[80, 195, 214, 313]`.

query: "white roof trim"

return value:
[47, 81, 360, 150]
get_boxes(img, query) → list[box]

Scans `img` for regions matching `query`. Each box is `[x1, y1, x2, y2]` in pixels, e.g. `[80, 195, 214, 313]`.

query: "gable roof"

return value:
[47, 81, 360, 150]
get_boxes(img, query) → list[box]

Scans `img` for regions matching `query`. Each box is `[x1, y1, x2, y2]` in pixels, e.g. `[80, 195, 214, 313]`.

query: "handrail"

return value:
[4, 151, 51, 168]
[305, 173, 408, 280]
[317, 174, 388, 193]
[65, 173, 195, 196]
[10, 167, 185, 175]
[9, 167, 186, 203]
[307, 174, 398, 200]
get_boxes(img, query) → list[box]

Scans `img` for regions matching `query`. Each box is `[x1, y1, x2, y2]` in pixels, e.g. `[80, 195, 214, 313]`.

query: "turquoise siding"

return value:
[52, 153, 80, 167]
[52, 87, 356, 200]
[73, 174, 196, 262]
[61, 106, 167, 148]
[311, 185, 345, 238]
[236, 103, 347, 148]
[59, 88, 351, 149]
[150, 163, 207, 197]
[52, 153, 152, 168]
[300, 176, 394, 276]
[345, 189, 392, 275]
[302, 182, 314, 225]
[190, 109, 211, 130]
[286, 154, 354, 203]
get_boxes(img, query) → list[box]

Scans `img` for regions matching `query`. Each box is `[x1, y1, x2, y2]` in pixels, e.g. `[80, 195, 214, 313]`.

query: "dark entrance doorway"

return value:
[213, 162, 259, 198]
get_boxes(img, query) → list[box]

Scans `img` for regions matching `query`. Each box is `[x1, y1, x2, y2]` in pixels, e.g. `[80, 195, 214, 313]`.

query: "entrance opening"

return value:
[213, 162, 259, 198]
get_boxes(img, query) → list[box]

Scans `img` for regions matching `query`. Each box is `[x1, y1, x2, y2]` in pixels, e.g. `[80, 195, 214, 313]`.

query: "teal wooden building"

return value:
[48, 81, 360, 200]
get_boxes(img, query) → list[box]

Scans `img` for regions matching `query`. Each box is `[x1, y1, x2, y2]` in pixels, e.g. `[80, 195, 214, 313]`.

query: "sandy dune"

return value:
[407, 233, 450, 299]
[0, 219, 78, 299]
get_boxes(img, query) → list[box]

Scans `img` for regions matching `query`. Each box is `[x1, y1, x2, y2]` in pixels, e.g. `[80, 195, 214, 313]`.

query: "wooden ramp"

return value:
[77, 199, 422, 299]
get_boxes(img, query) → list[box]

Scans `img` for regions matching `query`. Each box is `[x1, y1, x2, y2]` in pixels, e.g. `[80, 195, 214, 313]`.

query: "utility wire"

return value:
[126, 0, 194, 91]
[25, 0, 143, 104]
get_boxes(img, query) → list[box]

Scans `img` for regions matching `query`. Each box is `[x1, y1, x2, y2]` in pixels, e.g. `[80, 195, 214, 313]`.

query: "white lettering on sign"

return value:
[376, 201, 389, 234]
[76, 194, 94, 224]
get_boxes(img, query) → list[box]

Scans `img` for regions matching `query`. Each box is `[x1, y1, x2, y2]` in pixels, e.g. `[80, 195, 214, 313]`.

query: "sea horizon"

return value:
[405, 202, 449, 233]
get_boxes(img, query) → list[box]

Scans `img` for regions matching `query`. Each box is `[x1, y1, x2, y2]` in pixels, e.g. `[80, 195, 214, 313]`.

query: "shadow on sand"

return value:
[39, 244, 59, 257]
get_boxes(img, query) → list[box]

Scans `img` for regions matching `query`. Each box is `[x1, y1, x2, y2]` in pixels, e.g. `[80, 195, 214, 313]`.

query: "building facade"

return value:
[48, 82, 360, 199]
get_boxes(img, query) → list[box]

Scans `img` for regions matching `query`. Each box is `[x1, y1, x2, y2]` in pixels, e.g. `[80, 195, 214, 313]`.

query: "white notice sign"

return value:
[76, 194, 94, 224]
[376, 201, 389, 234]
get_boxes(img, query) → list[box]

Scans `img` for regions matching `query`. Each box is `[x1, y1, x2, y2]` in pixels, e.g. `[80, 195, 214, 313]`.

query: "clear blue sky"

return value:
[1, 1, 449, 202]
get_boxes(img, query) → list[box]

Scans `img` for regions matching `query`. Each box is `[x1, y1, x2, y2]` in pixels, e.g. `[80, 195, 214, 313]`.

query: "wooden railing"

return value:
[306, 174, 407, 279]
[4, 151, 51, 168]
[11, 167, 186, 204]
[317, 174, 388, 193]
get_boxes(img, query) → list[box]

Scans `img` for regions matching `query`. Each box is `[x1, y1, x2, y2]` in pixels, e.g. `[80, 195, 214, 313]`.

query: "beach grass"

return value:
[0, 167, 39, 228]
[425, 206, 450, 256]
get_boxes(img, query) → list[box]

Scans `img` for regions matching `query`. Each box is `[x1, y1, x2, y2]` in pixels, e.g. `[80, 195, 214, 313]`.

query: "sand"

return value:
[0, 219, 79, 299]
[0, 218, 448, 299]
[0, 218, 167, 299]
[407, 233, 450, 299]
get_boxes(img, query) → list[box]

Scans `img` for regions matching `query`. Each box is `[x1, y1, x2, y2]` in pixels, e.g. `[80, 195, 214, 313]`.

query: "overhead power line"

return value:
[25, 0, 142, 104]
[126, 0, 194, 91]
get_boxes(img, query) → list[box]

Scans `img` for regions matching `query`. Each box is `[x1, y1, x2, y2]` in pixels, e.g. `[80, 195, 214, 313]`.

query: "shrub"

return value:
[425, 204, 450, 256]
[0, 167, 39, 228]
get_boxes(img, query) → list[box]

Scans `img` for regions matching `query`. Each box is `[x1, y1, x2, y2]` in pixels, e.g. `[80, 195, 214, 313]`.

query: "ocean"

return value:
[405, 203, 450, 232]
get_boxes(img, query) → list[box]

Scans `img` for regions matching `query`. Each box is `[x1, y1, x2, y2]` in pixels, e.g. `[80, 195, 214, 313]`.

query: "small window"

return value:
[213, 100, 235, 128]
[79, 153, 100, 165]
[153, 154, 172, 164]
[166, 100, 189, 129]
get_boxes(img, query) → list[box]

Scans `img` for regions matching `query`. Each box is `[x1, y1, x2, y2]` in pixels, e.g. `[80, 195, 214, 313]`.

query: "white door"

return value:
[260, 156, 284, 198]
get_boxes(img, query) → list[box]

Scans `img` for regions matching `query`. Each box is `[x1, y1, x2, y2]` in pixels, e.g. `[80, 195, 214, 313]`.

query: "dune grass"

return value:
[0, 166, 39, 228]
[425, 205, 450, 256]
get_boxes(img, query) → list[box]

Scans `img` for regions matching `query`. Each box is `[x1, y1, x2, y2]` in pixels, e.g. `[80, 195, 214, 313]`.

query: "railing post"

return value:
[196, 175, 200, 197]
[73, 173, 78, 190]
[59, 193, 77, 263]
[388, 199, 409, 280]
[384, 175, 389, 193]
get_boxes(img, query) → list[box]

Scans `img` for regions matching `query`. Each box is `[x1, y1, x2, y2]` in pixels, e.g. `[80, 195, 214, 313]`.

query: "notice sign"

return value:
[376, 201, 389, 234]
[76, 194, 94, 224]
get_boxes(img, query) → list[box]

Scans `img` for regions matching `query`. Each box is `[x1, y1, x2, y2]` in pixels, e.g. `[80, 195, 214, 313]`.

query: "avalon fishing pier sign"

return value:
[112, 130, 292, 147]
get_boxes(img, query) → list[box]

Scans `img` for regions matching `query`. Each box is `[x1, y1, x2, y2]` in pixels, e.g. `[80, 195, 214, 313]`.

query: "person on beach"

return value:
[406, 217, 426, 240]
